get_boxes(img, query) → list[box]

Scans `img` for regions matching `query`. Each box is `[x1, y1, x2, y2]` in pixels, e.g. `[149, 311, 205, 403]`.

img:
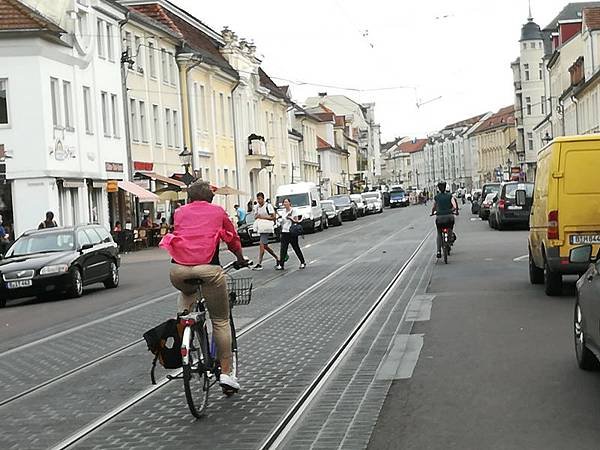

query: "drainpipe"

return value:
[571, 95, 579, 134]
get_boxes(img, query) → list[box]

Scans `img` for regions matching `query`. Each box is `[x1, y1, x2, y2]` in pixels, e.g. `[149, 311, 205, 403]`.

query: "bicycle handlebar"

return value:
[222, 258, 253, 272]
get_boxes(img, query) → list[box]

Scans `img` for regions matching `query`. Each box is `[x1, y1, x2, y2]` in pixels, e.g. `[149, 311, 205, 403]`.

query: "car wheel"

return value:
[574, 301, 600, 370]
[67, 267, 83, 298]
[323, 217, 329, 229]
[544, 259, 562, 296]
[497, 218, 504, 231]
[0, 298, 5, 308]
[529, 248, 544, 285]
[104, 261, 119, 289]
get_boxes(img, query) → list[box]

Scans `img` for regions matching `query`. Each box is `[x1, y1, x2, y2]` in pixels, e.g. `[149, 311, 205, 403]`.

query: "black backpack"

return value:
[143, 318, 184, 384]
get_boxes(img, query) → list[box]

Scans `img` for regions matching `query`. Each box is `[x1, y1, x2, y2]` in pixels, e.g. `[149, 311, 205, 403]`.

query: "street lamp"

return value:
[178, 147, 195, 186]
[264, 162, 274, 200]
[542, 132, 553, 144]
[415, 169, 420, 190]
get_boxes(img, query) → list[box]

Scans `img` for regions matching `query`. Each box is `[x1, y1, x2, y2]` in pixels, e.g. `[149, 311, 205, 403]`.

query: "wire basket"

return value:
[227, 277, 253, 305]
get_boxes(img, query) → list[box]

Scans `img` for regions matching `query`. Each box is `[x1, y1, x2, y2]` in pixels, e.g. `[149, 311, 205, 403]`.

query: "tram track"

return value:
[47, 221, 427, 450]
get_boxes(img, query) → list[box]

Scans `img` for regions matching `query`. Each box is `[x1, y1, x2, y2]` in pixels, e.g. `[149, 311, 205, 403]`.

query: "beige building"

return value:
[471, 106, 517, 183]
[289, 104, 320, 184]
[120, 10, 185, 220]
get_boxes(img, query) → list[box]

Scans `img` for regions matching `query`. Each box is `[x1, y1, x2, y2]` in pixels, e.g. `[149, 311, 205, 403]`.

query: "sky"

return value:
[176, 0, 571, 141]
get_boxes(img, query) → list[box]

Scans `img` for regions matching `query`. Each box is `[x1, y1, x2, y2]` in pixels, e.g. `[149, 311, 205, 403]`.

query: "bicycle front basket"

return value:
[227, 276, 253, 305]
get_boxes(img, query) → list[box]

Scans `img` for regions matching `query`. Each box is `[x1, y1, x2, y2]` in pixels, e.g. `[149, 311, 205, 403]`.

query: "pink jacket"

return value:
[159, 201, 241, 266]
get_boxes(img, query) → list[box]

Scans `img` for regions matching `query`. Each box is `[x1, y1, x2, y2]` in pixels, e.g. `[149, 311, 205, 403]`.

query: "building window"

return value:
[111, 94, 119, 138]
[524, 63, 529, 81]
[124, 31, 132, 56]
[541, 96, 546, 115]
[539, 63, 543, 80]
[130, 99, 138, 141]
[165, 108, 172, 147]
[139, 100, 147, 142]
[530, 42, 535, 49]
[148, 42, 156, 78]
[169, 54, 176, 85]
[101, 92, 110, 136]
[134, 36, 143, 72]
[106, 23, 114, 61]
[224, 168, 229, 186]
[96, 19, 104, 58]
[228, 96, 233, 137]
[83, 86, 93, 133]
[219, 93, 225, 135]
[173, 110, 180, 148]
[50, 77, 62, 127]
[527, 132, 534, 151]
[63, 81, 73, 130]
[161, 49, 168, 83]
[526, 96, 532, 115]
[0, 79, 9, 125]
[152, 104, 161, 144]
[200, 85, 207, 130]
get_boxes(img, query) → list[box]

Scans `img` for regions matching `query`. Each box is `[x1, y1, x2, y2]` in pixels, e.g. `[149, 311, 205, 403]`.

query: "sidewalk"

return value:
[120, 247, 169, 264]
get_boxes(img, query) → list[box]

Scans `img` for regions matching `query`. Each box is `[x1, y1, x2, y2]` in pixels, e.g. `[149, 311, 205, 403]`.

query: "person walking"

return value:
[276, 198, 306, 270]
[234, 204, 247, 227]
[38, 211, 58, 229]
[252, 192, 280, 271]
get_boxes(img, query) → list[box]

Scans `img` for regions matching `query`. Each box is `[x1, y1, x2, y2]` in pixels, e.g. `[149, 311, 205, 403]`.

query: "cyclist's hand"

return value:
[233, 258, 251, 270]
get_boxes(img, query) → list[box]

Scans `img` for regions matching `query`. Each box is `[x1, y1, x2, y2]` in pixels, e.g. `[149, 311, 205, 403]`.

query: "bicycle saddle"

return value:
[183, 278, 204, 285]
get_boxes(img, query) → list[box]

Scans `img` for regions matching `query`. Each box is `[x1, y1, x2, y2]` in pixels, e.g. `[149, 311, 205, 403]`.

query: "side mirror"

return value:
[570, 245, 592, 263]
[80, 243, 94, 252]
[311, 200, 317, 207]
[515, 189, 527, 207]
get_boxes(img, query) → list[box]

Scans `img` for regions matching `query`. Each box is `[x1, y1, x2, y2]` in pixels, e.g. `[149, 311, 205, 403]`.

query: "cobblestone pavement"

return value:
[0, 207, 434, 449]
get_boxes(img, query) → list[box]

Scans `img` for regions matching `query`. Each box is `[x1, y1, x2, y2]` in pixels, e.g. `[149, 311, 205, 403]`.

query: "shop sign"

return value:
[105, 162, 124, 173]
[133, 161, 153, 171]
[134, 178, 151, 190]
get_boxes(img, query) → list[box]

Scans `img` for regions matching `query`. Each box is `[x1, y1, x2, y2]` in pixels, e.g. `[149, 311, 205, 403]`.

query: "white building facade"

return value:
[0, 0, 129, 236]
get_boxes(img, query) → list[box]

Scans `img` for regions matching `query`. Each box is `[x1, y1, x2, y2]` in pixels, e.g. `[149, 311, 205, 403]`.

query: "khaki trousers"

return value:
[169, 263, 232, 368]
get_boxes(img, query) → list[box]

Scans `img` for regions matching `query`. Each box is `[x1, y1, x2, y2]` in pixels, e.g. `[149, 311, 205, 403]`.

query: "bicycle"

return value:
[172, 260, 253, 419]
[431, 211, 458, 264]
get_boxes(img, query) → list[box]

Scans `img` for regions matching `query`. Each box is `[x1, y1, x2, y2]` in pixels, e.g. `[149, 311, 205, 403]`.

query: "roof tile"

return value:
[0, 0, 63, 32]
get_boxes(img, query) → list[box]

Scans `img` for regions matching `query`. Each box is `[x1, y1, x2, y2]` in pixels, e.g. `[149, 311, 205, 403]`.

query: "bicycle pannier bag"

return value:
[143, 318, 184, 383]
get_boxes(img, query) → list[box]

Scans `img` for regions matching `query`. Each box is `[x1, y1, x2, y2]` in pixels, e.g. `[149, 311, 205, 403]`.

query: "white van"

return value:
[275, 182, 324, 232]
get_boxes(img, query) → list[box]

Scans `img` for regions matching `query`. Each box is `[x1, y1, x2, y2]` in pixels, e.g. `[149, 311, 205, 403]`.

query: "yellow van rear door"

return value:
[558, 141, 600, 248]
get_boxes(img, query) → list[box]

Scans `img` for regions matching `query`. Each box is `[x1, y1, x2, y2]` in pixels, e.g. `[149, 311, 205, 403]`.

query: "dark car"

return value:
[0, 225, 120, 307]
[478, 183, 501, 220]
[572, 245, 600, 370]
[389, 189, 409, 208]
[237, 213, 281, 247]
[321, 200, 342, 226]
[488, 182, 534, 230]
[329, 195, 358, 221]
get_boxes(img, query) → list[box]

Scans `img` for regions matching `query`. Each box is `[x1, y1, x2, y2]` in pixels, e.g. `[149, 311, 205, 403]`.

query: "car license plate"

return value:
[570, 234, 600, 245]
[507, 205, 522, 210]
[7, 280, 32, 289]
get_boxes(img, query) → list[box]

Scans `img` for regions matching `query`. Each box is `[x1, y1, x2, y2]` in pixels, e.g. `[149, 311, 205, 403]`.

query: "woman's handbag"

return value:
[289, 223, 303, 237]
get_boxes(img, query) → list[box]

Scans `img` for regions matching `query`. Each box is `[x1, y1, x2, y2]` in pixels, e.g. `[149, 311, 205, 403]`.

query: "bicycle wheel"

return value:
[182, 324, 211, 418]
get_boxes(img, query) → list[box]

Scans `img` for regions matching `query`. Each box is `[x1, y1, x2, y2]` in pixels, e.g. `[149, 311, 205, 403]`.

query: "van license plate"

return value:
[7, 280, 32, 289]
[507, 205, 522, 210]
[570, 234, 600, 245]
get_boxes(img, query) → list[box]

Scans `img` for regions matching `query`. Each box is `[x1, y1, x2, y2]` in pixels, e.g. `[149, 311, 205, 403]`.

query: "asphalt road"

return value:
[369, 213, 600, 450]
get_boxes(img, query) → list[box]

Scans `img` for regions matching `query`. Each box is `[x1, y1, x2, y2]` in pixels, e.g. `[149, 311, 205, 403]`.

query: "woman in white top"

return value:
[276, 198, 306, 270]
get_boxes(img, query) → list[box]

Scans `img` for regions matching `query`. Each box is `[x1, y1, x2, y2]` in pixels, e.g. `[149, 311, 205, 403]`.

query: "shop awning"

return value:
[118, 180, 159, 202]
[135, 171, 186, 189]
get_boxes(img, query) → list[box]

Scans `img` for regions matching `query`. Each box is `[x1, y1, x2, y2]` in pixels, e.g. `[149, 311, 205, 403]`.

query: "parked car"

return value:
[480, 192, 497, 222]
[0, 225, 120, 307]
[350, 194, 367, 217]
[488, 182, 534, 230]
[478, 183, 501, 220]
[361, 191, 384, 213]
[329, 195, 358, 221]
[275, 182, 323, 232]
[321, 200, 342, 226]
[571, 244, 600, 370]
[237, 213, 281, 246]
[529, 135, 600, 296]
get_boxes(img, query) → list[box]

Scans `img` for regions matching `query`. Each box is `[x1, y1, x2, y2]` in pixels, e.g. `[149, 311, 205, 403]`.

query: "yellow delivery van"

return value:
[529, 135, 600, 296]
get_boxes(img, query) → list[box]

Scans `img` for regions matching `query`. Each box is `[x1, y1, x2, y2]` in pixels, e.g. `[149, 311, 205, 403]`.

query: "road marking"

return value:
[376, 334, 424, 380]
[470, 217, 482, 221]
[0, 291, 177, 358]
[513, 254, 528, 262]
[405, 294, 435, 322]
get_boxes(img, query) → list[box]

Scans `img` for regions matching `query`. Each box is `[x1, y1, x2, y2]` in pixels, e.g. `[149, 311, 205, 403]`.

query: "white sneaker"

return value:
[299, 263, 306, 269]
[275, 265, 284, 270]
[220, 373, 240, 391]
[252, 264, 263, 271]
